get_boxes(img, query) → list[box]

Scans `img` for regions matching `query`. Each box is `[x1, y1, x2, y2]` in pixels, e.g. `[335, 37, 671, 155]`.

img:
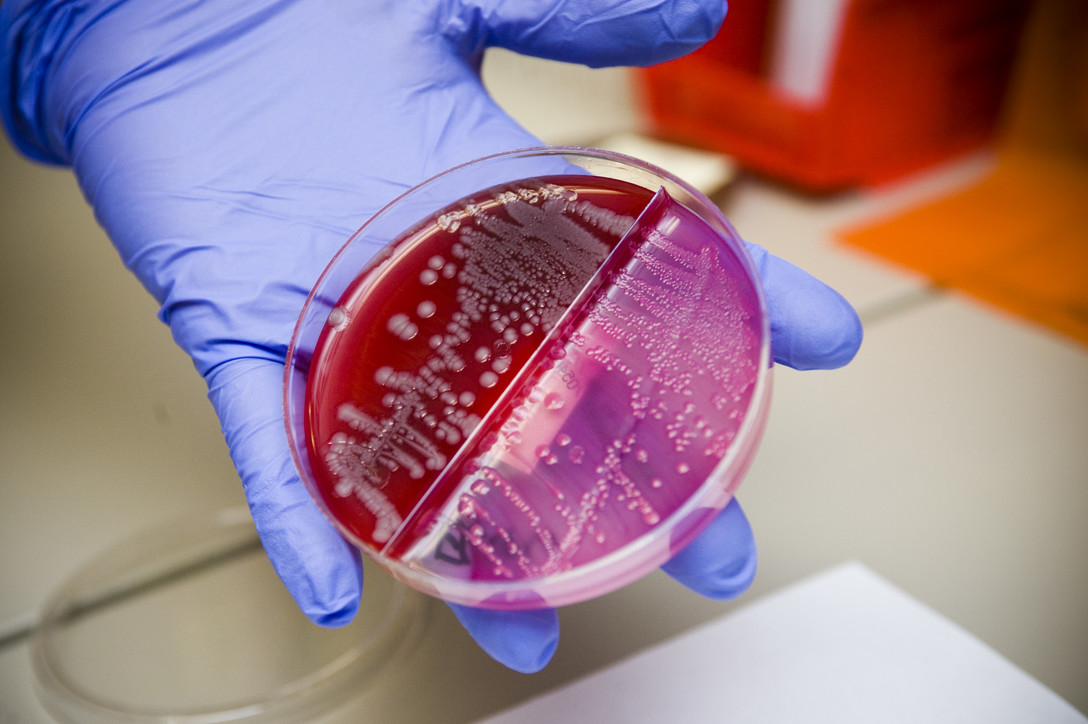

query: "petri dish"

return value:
[31, 506, 429, 723]
[284, 146, 772, 610]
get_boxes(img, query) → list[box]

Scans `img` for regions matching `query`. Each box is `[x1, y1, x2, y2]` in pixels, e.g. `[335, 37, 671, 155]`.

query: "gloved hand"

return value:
[2, 0, 861, 673]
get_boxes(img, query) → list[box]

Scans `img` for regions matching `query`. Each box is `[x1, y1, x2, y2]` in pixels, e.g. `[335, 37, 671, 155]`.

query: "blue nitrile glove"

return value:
[2, 0, 861, 673]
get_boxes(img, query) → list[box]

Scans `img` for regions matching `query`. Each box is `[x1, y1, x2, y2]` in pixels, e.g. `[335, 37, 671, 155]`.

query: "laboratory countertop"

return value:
[2, 60, 1086, 720]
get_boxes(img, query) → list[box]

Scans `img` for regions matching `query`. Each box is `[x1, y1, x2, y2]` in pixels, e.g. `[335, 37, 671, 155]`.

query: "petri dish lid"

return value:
[30, 506, 429, 723]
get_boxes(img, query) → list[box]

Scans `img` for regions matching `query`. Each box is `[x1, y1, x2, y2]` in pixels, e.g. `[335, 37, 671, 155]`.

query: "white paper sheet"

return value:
[480, 563, 1085, 723]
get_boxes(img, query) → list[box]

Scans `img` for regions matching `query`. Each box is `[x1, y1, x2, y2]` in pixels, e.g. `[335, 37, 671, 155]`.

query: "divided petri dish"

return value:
[284, 147, 772, 610]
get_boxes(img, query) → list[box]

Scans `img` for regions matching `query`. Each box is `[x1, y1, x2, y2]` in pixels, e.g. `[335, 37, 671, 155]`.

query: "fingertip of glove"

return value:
[661, 501, 758, 600]
[759, 253, 864, 371]
[296, 554, 363, 628]
[449, 604, 559, 674]
[306, 596, 360, 628]
[481, 0, 727, 69]
[506, 629, 559, 674]
[640, 0, 729, 65]
[252, 503, 365, 630]
[667, 545, 758, 601]
[783, 288, 864, 371]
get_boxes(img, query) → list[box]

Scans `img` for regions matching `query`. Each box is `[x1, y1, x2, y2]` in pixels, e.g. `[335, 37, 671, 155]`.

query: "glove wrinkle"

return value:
[1, 0, 87, 163]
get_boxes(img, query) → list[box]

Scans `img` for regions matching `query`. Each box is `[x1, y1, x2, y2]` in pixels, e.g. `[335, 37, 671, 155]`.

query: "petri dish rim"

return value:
[30, 505, 429, 724]
[284, 146, 772, 609]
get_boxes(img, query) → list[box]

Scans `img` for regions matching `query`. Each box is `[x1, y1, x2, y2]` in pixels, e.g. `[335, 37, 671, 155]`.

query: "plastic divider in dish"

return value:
[285, 147, 772, 610]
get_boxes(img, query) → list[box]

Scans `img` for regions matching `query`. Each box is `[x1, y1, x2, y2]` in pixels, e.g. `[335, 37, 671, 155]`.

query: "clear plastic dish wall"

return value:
[31, 506, 428, 723]
[285, 147, 772, 610]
